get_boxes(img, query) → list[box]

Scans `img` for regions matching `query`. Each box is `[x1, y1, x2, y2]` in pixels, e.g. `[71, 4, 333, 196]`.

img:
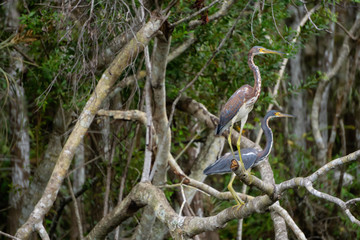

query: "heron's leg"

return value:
[228, 173, 244, 208]
[228, 122, 235, 158]
[236, 117, 247, 171]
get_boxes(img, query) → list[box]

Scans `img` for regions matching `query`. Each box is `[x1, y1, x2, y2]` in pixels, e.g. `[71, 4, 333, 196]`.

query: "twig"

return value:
[236, 184, 247, 240]
[336, 21, 358, 40]
[174, 128, 204, 161]
[171, 0, 222, 27]
[49, 177, 99, 238]
[0, 231, 21, 240]
[271, 0, 290, 43]
[300, 0, 332, 33]
[67, 177, 84, 240]
[346, 198, 360, 206]
[250, 2, 259, 42]
[162, 0, 178, 15]
[167, 32, 196, 62]
[179, 179, 187, 216]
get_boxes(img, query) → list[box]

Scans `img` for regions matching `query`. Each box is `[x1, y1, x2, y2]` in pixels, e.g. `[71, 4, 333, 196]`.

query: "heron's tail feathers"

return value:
[215, 124, 223, 135]
[203, 153, 236, 175]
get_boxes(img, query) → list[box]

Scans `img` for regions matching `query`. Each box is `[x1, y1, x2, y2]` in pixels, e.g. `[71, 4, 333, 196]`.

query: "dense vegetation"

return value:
[0, 0, 359, 239]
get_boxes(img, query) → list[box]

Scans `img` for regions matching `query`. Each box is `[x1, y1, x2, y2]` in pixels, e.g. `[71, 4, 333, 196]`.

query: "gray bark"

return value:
[19, 108, 72, 226]
[132, 33, 171, 240]
[6, 0, 30, 234]
[289, 6, 306, 175]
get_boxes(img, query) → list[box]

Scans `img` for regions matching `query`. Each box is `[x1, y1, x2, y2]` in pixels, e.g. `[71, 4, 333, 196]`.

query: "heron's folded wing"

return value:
[203, 149, 258, 175]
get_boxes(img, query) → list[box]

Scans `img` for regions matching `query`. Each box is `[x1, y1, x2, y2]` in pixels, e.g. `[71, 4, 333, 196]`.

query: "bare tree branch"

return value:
[97, 109, 147, 125]
[34, 222, 50, 240]
[188, 0, 240, 28]
[171, 0, 221, 27]
[0, 231, 21, 240]
[270, 204, 306, 240]
[278, 150, 360, 226]
[67, 177, 84, 240]
[336, 21, 358, 40]
[141, 46, 154, 182]
[167, 32, 196, 62]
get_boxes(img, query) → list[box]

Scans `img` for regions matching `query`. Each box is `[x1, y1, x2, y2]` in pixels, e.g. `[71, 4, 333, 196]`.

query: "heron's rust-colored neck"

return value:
[248, 53, 261, 100]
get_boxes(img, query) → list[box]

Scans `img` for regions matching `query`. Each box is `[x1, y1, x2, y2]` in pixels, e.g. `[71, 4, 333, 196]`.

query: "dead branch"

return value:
[270, 204, 306, 240]
[97, 109, 147, 125]
[278, 150, 360, 226]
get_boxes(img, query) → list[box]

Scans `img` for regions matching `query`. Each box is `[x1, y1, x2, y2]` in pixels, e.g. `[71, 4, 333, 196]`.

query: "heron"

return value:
[215, 46, 283, 206]
[207, 110, 293, 206]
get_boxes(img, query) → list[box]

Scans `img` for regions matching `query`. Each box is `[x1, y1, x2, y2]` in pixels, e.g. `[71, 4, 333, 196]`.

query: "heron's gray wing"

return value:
[216, 85, 254, 135]
[203, 149, 258, 175]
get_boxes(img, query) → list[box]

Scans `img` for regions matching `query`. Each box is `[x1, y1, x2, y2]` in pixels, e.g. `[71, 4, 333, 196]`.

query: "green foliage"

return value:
[1, 0, 360, 238]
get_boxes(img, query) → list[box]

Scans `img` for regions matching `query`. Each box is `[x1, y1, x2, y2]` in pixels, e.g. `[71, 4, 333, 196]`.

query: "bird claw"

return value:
[231, 193, 245, 210]
[246, 169, 255, 184]
[232, 199, 245, 210]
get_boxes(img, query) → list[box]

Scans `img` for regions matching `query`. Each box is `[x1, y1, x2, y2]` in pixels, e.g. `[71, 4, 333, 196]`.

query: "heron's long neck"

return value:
[248, 53, 261, 99]
[259, 117, 273, 160]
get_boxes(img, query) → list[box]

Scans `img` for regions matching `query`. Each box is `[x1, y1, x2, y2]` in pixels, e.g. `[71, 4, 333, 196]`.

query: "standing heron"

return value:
[215, 46, 282, 206]
[207, 110, 293, 206]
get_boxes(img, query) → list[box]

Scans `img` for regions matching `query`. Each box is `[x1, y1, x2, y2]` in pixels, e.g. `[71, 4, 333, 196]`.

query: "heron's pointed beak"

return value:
[277, 113, 295, 118]
[262, 48, 284, 55]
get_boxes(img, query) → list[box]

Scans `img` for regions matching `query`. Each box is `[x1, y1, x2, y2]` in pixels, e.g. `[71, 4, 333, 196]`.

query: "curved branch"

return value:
[277, 150, 360, 226]
[270, 204, 306, 240]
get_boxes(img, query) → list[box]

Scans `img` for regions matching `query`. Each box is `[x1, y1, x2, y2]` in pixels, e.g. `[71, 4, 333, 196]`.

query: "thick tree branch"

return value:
[141, 46, 154, 182]
[132, 31, 172, 240]
[149, 35, 172, 184]
[85, 182, 274, 239]
[97, 109, 147, 125]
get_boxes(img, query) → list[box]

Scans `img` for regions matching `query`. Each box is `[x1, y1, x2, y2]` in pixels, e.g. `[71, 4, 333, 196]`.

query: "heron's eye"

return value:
[275, 112, 280, 116]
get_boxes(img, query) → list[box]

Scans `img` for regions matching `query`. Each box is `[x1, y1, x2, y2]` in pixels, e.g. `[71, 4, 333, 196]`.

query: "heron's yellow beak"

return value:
[261, 48, 284, 55]
[275, 112, 294, 118]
